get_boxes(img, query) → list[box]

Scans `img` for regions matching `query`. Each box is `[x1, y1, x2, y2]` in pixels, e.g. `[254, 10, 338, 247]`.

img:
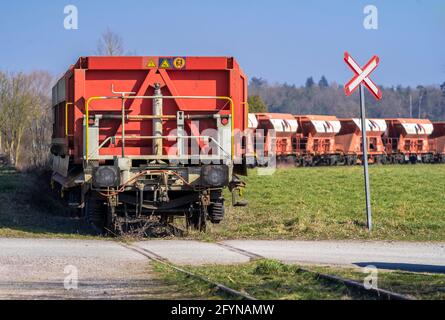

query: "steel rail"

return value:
[121, 242, 257, 301]
[217, 242, 414, 301]
[298, 268, 413, 300]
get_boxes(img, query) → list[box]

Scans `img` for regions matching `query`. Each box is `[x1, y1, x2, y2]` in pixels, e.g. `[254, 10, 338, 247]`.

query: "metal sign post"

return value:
[359, 83, 372, 230]
[344, 52, 382, 231]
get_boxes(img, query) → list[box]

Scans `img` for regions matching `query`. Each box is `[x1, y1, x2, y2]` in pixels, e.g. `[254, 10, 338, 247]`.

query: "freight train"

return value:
[51, 56, 249, 233]
[248, 113, 445, 166]
[50, 56, 444, 234]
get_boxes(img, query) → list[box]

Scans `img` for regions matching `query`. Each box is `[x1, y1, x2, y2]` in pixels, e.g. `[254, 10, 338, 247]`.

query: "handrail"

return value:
[85, 95, 235, 161]
[87, 135, 231, 161]
[65, 102, 74, 137]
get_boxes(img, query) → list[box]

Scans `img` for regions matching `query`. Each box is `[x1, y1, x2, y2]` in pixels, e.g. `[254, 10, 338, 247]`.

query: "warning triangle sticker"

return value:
[160, 59, 171, 68]
[146, 60, 156, 68]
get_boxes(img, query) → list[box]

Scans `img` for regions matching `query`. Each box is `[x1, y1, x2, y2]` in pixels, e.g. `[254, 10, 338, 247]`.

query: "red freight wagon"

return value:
[295, 115, 341, 166]
[51, 56, 248, 232]
[246, 113, 259, 166]
[253, 113, 299, 164]
[383, 118, 434, 163]
[430, 122, 445, 163]
[335, 118, 387, 165]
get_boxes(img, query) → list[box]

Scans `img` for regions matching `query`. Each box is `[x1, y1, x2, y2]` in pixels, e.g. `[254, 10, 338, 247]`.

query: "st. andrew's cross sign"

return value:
[344, 52, 382, 231]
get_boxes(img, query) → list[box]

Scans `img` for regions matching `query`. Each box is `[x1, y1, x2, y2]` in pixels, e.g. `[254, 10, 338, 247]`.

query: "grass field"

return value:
[154, 259, 445, 300]
[197, 164, 445, 241]
[0, 165, 444, 241]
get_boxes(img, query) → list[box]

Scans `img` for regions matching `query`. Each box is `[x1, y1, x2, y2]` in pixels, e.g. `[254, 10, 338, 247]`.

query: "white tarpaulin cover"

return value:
[269, 118, 299, 133]
[248, 114, 259, 129]
[310, 120, 341, 134]
[401, 122, 434, 135]
[352, 119, 387, 132]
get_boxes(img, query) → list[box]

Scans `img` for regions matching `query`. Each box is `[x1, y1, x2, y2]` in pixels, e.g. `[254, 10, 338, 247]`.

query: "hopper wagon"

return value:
[383, 118, 434, 163]
[51, 56, 248, 232]
[294, 115, 341, 166]
[430, 122, 445, 163]
[253, 113, 299, 165]
[246, 113, 259, 166]
[335, 118, 387, 165]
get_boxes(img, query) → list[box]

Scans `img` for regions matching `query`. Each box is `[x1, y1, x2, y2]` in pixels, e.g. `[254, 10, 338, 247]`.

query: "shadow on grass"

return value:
[0, 168, 99, 238]
[354, 262, 445, 274]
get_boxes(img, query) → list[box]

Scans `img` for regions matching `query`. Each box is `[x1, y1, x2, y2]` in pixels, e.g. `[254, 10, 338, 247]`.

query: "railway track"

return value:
[121, 242, 257, 300]
[112, 223, 416, 300]
[216, 243, 414, 300]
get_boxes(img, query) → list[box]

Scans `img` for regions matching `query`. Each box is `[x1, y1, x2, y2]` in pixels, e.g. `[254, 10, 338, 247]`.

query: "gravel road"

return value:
[0, 238, 185, 300]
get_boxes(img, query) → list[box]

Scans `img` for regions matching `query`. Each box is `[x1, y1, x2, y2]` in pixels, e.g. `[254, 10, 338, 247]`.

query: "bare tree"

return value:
[27, 71, 53, 167]
[0, 72, 7, 154]
[0, 72, 31, 165]
[0, 71, 53, 168]
[96, 28, 124, 56]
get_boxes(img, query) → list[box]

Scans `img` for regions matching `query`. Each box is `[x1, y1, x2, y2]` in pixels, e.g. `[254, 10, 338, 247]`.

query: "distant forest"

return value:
[248, 76, 445, 121]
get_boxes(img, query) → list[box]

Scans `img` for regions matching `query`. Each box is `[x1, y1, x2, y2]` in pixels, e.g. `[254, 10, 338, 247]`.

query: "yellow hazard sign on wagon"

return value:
[158, 57, 186, 69]
[146, 59, 157, 68]
[173, 57, 186, 69]
[160, 58, 172, 68]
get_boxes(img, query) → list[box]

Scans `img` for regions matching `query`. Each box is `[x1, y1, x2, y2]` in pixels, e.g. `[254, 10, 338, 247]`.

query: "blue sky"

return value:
[0, 0, 444, 87]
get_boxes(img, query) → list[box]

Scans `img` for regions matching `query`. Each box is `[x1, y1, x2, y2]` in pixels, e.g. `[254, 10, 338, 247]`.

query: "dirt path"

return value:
[0, 238, 190, 300]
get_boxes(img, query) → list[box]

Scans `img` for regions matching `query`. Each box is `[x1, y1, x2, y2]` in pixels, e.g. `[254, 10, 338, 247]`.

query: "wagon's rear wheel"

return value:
[83, 195, 107, 234]
[186, 205, 207, 232]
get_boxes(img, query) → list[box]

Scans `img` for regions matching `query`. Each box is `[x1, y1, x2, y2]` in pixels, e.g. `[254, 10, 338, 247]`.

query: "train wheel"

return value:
[374, 155, 383, 165]
[285, 156, 295, 166]
[345, 156, 356, 166]
[423, 154, 433, 164]
[83, 195, 107, 234]
[337, 156, 346, 166]
[329, 156, 338, 166]
[186, 205, 207, 232]
[396, 155, 405, 164]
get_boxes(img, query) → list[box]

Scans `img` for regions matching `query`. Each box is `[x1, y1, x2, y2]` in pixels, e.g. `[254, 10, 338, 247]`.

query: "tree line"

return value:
[0, 29, 126, 169]
[248, 76, 445, 121]
[1, 29, 444, 169]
